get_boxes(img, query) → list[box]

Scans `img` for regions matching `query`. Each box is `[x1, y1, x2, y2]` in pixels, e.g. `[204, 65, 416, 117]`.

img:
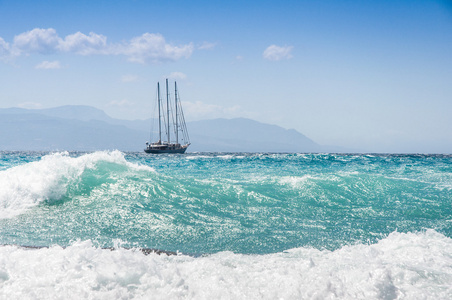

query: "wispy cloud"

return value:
[0, 37, 11, 59]
[183, 100, 243, 120]
[263, 45, 293, 61]
[198, 41, 216, 50]
[35, 60, 61, 69]
[17, 102, 43, 109]
[121, 74, 139, 82]
[1, 28, 194, 64]
[167, 72, 187, 80]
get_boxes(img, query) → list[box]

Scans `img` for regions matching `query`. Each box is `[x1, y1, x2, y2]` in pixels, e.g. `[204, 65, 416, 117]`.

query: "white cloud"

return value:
[167, 72, 187, 80]
[1, 28, 194, 64]
[121, 74, 139, 82]
[35, 60, 61, 69]
[121, 33, 193, 64]
[59, 31, 108, 55]
[263, 45, 293, 61]
[198, 41, 216, 50]
[13, 28, 61, 55]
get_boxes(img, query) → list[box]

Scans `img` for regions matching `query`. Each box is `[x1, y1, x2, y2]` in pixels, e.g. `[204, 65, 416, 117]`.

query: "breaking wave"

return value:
[0, 151, 153, 219]
[0, 230, 451, 299]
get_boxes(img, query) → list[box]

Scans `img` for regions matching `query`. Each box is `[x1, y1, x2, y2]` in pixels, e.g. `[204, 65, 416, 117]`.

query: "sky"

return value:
[0, 0, 451, 153]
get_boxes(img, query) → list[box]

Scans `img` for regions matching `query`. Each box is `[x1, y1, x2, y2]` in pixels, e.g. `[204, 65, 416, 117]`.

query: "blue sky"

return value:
[1, 0, 451, 153]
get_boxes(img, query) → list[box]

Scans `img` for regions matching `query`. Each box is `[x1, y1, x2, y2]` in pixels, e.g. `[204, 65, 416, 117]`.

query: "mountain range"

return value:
[0, 105, 334, 152]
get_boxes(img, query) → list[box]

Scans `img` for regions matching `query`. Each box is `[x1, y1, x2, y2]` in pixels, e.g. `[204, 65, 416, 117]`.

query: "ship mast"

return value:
[175, 81, 178, 145]
[166, 79, 170, 144]
[158, 82, 161, 143]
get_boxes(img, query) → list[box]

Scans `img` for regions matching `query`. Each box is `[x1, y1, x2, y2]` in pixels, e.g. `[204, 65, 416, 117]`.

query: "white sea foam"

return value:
[0, 151, 154, 219]
[0, 230, 451, 299]
[279, 175, 315, 187]
[217, 154, 246, 159]
[218, 154, 235, 159]
[184, 155, 213, 160]
[184, 154, 246, 160]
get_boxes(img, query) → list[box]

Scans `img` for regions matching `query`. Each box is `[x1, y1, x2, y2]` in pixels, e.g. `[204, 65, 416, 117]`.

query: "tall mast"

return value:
[175, 81, 178, 144]
[166, 78, 170, 144]
[158, 82, 161, 143]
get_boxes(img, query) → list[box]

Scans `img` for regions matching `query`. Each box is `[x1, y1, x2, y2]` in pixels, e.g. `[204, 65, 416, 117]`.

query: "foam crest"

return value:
[278, 175, 315, 187]
[185, 155, 213, 160]
[0, 230, 451, 299]
[0, 151, 153, 219]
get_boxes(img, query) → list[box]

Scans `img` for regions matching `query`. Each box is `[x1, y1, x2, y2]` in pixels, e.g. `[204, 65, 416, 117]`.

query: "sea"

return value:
[0, 151, 451, 299]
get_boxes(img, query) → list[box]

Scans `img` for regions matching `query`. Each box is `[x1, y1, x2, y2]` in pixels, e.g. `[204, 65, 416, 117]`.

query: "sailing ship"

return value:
[144, 79, 190, 154]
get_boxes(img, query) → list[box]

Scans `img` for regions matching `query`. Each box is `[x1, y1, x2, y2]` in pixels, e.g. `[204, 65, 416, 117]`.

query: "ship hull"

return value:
[144, 144, 189, 154]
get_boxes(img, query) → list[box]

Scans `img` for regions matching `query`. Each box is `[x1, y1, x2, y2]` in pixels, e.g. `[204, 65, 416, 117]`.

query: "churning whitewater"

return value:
[0, 151, 451, 299]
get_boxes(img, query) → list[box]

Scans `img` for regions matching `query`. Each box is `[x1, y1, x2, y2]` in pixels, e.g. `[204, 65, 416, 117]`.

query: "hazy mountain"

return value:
[0, 113, 147, 151]
[188, 118, 321, 152]
[0, 105, 149, 132]
[0, 105, 112, 122]
[0, 105, 330, 152]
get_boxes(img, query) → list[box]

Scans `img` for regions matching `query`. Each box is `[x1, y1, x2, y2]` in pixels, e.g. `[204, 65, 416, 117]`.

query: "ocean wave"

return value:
[0, 230, 451, 299]
[1, 152, 450, 255]
[0, 151, 154, 219]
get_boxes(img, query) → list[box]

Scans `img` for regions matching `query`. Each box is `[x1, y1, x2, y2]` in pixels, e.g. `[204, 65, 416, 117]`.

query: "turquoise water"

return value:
[1, 151, 452, 298]
[1, 151, 451, 254]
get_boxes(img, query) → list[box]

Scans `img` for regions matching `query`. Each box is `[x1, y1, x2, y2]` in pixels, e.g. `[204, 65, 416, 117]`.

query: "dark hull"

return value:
[144, 144, 189, 154]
